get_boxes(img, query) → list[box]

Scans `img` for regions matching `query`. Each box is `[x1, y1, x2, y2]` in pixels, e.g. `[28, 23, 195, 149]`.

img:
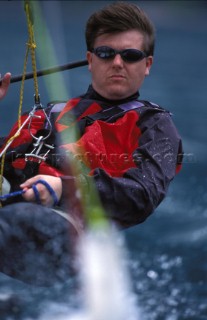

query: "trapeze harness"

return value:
[0, 98, 149, 204]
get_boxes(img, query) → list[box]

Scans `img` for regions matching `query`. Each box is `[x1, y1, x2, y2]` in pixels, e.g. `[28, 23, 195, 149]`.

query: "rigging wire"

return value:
[0, 0, 42, 199]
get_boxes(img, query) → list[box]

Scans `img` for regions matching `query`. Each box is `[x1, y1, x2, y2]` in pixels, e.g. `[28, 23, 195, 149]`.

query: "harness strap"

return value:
[83, 101, 144, 125]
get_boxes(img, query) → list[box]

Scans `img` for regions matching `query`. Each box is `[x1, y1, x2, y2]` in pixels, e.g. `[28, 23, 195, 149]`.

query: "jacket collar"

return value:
[83, 85, 140, 107]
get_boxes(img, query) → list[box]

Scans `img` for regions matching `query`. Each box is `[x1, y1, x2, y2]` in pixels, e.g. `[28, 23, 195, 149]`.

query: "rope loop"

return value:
[0, 179, 59, 207]
[32, 179, 59, 207]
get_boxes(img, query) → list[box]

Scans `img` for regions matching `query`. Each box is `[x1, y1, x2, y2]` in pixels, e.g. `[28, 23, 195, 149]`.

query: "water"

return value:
[0, 1, 207, 319]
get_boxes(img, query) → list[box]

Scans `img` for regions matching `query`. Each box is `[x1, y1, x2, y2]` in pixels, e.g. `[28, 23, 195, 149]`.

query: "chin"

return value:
[105, 86, 129, 100]
[107, 91, 129, 100]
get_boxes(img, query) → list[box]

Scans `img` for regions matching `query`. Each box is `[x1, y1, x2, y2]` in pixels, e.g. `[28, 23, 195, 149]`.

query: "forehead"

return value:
[94, 30, 145, 50]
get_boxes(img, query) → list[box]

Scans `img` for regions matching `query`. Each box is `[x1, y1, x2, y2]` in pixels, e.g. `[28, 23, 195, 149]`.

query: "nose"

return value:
[112, 53, 124, 66]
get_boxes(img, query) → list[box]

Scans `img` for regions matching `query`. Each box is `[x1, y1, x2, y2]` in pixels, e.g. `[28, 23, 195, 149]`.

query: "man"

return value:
[0, 2, 182, 285]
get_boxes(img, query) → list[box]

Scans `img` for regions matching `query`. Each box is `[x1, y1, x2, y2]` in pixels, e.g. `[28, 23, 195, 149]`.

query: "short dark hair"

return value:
[85, 1, 155, 56]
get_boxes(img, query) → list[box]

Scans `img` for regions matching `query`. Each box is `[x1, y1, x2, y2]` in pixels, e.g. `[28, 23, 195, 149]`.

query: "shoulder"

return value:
[137, 100, 180, 135]
[139, 99, 170, 114]
[137, 99, 173, 123]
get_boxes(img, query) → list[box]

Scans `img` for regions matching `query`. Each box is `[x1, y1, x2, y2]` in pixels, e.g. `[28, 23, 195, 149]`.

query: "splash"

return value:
[40, 227, 142, 320]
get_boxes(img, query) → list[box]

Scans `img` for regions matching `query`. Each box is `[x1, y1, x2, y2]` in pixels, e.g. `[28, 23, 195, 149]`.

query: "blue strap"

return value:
[0, 179, 59, 207]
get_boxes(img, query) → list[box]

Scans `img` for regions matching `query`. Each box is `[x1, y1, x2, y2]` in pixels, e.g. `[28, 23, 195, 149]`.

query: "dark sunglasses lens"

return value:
[93, 47, 146, 62]
[122, 49, 145, 62]
[95, 47, 115, 59]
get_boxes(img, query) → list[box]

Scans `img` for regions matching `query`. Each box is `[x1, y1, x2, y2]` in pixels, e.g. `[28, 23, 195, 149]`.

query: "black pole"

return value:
[0, 59, 88, 84]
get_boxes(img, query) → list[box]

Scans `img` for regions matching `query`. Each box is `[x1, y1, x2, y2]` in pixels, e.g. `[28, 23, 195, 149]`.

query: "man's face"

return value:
[87, 30, 153, 100]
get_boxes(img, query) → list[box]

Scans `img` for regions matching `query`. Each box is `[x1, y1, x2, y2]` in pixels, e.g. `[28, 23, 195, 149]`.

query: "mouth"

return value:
[109, 74, 125, 80]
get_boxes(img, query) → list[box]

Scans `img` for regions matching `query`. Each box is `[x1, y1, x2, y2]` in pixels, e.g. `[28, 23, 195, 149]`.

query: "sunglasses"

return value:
[91, 46, 147, 63]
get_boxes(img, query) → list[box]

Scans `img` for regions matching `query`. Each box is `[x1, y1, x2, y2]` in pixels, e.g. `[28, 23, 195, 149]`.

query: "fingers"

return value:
[21, 180, 54, 207]
[0, 72, 11, 100]
[20, 175, 62, 207]
[20, 175, 40, 189]
[0, 72, 11, 87]
[21, 187, 37, 203]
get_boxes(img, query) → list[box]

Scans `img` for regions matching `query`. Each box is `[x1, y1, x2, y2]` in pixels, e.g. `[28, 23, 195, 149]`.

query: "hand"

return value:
[20, 174, 62, 207]
[0, 72, 11, 100]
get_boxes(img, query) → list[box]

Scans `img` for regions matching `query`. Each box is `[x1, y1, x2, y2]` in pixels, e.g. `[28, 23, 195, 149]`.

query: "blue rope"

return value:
[32, 184, 41, 205]
[0, 189, 26, 200]
[32, 179, 59, 206]
[0, 179, 59, 207]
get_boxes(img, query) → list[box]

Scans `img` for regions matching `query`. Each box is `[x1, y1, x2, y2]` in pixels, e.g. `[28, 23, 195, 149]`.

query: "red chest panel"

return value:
[61, 110, 140, 177]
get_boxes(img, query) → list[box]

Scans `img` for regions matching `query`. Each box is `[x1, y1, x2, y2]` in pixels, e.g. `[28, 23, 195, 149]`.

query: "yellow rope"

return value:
[25, 1, 39, 102]
[0, 1, 39, 200]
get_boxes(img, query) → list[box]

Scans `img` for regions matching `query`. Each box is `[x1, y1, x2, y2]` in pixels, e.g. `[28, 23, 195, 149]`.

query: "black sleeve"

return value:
[59, 109, 182, 229]
[91, 110, 182, 228]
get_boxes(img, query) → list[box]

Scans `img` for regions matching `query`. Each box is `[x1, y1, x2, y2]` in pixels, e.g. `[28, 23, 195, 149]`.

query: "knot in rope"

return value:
[27, 42, 37, 50]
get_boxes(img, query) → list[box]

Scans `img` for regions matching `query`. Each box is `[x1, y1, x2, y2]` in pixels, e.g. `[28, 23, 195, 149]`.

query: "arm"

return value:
[90, 111, 182, 228]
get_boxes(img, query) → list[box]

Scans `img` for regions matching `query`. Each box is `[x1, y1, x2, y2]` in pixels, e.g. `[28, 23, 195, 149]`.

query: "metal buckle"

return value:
[25, 136, 54, 163]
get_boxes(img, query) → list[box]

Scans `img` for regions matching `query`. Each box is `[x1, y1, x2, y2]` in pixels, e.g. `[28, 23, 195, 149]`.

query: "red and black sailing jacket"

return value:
[0, 86, 183, 228]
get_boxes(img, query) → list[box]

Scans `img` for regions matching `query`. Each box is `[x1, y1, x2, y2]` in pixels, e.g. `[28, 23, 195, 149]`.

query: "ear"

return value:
[145, 56, 153, 76]
[87, 51, 92, 72]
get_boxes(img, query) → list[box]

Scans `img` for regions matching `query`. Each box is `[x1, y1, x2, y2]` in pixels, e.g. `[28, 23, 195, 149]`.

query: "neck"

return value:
[85, 85, 140, 105]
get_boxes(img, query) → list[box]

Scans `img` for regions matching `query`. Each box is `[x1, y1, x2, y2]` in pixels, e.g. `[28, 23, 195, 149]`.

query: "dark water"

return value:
[0, 1, 207, 319]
